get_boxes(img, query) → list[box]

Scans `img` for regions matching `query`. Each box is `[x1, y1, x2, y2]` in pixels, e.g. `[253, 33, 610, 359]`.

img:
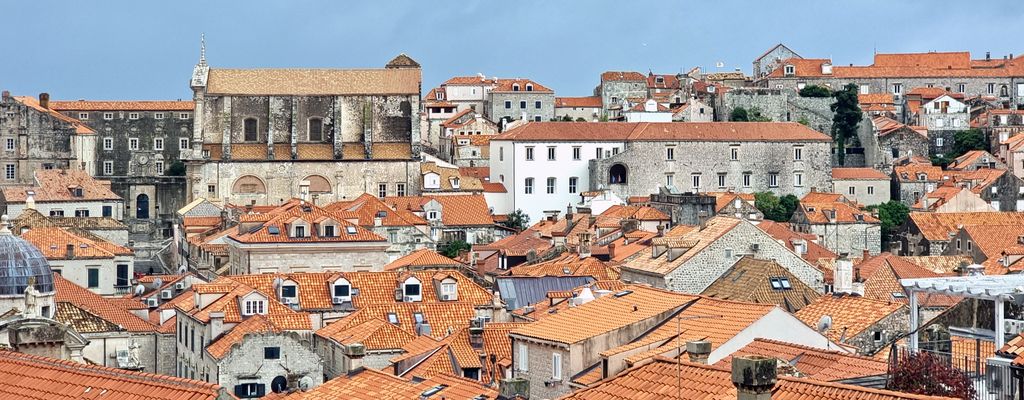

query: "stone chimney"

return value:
[731, 355, 777, 400]
[345, 343, 366, 372]
[38, 93, 49, 109]
[66, 243, 75, 260]
[686, 340, 712, 364]
[209, 311, 225, 339]
[607, 243, 616, 259]
[834, 254, 853, 294]
[25, 192, 35, 210]
[499, 377, 529, 399]
[657, 224, 665, 237]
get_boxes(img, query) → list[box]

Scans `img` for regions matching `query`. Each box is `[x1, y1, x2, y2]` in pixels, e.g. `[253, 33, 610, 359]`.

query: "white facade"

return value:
[707, 308, 843, 363]
[489, 139, 625, 222]
[6, 199, 124, 220]
[49, 256, 134, 297]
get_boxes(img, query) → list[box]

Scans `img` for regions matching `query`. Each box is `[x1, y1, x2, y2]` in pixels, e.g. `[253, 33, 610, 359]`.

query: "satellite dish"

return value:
[298, 376, 314, 392]
[817, 315, 833, 332]
[134, 284, 145, 296]
[178, 265, 187, 274]
[151, 278, 163, 289]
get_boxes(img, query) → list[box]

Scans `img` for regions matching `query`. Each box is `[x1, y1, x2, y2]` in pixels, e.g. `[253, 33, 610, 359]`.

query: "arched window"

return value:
[609, 164, 628, 184]
[308, 117, 323, 141]
[136, 194, 150, 219]
[304, 175, 332, 193]
[512, 83, 520, 91]
[243, 118, 258, 142]
[1001, 85, 1009, 97]
[232, 175, 267, 194]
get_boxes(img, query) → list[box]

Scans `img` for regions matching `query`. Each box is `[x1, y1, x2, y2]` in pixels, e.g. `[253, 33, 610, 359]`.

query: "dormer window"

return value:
[428, 211, 439, 220]
[784, 65, 795, 76]
[451, 178, 460, 189]
[323, 224, 335, 237]
[440, 278, 458, 301]
[243, 299, 266, 316]
[917, 173, 927, 181]
[331, 278, 352, 304]
[512, 83, 521, 91]
[293, 224, 307, 238]
[525, 84, 534, 91]
[281, 285, 297, 298]
[435, 91, 444, 100]
[345, 226, 357, 235]
[403, 277, 422, 301]
[655, 76, 664, 84]
[70, 187, 83, 197]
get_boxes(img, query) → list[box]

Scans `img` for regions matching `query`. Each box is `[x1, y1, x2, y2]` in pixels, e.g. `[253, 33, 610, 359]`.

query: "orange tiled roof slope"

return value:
[177, 278, 312, 330]
[0, 350, 225, 400]
[767, 51, 1023, 79]
[21, 226, 132, 260]
[286, 367, 496, 400]
[795, 294, 905, 343]
[383, 194, 494, 226]
[205, 66, 420, 96]
[701, 256, 820, 312]
[12, 96, 95, 135]
[600, 204, 670, 221]
[601, 71, 646, 82]
[562, 357, 952, 400]
[1, 169, 120, 203]
[492, 78, 553, 93]
[316, 302, 478, 349]
[714, 338, 888, 381]
[53, 273, 156, 333]
[998, 333, 1024, 365]
[510, 256, 621, 280]
[797, 201, 880, 224]
[493, 122, 831, 142]
[832, 167, 890, 180]
[384, 249, 463, 271]
[623, 217, 742, 276]
[512, 285, 696, 345]
[229, 199, 385, 244]
[556, 96, 602, 108]
[908, 212, 1024, 241]
[49, 100, 194, 111]
[325, 193, 427, 227]
[757, 221, 836, 264]
[206, 314, 287, 359]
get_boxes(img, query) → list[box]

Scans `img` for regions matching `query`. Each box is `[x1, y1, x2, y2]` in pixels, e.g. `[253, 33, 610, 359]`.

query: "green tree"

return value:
[755, 192, 799, 222]
[166, 161, 186, 176]
[797, 116, 810, 126]
[575, 117, 587, 122]
[729, 107, 750, 122]
[830, 83, 863, 166]
[798, 85, 831, 98]
[599, 114, 609, 122]
[561, 115, 573, 122]
[438, 240, 470, 258]
[929, 154, 952, 169]
[952, 128, 988, 156]
[501, 209, 530, 231]
[867, 201, 910, 246]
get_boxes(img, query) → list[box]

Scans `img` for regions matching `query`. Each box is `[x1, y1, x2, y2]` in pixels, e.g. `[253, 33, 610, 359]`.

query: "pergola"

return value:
[901, 274, 1024, 351]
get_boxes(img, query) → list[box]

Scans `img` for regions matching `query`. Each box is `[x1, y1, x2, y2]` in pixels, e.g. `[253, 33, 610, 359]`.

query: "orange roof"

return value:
[287, 367, 496, 400]
[701, 256, 820, 312]
[510, 256, 620, 280]
[383, 194, 493, 226]
[795, 294, 905, 343]
[325, 193, 427, 227]
[797, 201, 879, 224]
[832, 167, 890, 180]
[715, 338, 888, 381]
[601, 71, 646, 82]
[563, 357, 948, 400]
[53, 273, 156, 332]
[768, 51, 1021, 79]
[908, 212, 1024, 242]
[491, 78, 553, 93]
[179, 279, 312, 330]
[229, 199, 385, 244]
[858, 93, 894, 105]
[962, 224, 1024, 259]
[511, 285, 697, 344]
[757, 221, 836, 264]
[556, 96, 602, 108]
[0, 350, 224, 400]
[13, 96, 95, 135]
[205, 314, 282, 359]
[623, 217, 742, 276]
[316, 302, 478, 348]
[1, 169, 120, 203]
[493, 122, 831, 142]
[628, 101, 671, 112]
[182, 216, 222, 228]
[384, 249, 463, 271]
[894, 163, 944, 182]
[600, 204, 670, 222]
[21, 226, 132, 260]
[48, 100, 194, 111]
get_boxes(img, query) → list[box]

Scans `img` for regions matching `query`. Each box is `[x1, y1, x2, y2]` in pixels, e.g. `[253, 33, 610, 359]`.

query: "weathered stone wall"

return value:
[217, 332, 323, 393]
[927, 129, 957, 156]
[229, 245, 389, 275]
[765, 76, 1016, 109]
[832, 178, 891, 206]
[847, 308, 908, 356]
[979, 172, 1024, 211]
[720, 88, 835, 135]
[0, 95, 79, 185]
[488, 92, 555, 123]
[806, 222, 881, 256]
[878, 129, 929, 170]
[600, 81, 647, 115]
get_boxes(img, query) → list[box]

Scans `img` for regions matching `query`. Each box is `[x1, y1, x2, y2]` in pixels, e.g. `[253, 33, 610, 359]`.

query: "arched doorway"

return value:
[609, 164, 628, 184]
[270, 376, 288, 393]
[136, 194, 150, 219]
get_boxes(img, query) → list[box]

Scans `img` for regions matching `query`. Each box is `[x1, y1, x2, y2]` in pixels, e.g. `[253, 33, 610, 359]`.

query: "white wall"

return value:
[50, 255, 133, 296]
[7, 200, 123, 220]
[624, 111, 672, 123]
[708, 308, 843, 364]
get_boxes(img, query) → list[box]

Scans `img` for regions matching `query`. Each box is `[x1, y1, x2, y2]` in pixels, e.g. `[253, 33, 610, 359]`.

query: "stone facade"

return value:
[979, 172, 1024, 211]
[591, 139, 832, 200]
[489, 92, 555, 123]
[764, 72, 1021, 109]
[513, 340, 571, 400]
[0, 93, 93, 186]
[597, 73, 648, 116]
[797, 220, 881, 257]
[753, 44, 802, 79]
[846, 308, 908, 355]
[226, 243, 390, 275]
[718, 88, 834, 134]
[833, 177, 891, 206]
[215, 331, 323, 396]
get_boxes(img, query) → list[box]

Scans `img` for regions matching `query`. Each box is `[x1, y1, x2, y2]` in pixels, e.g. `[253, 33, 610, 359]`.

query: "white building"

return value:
[489, 123, 626, 222]
[20, 226, 134, 296]
[1, 169, 123, 219]
[623, 99, 673, 122]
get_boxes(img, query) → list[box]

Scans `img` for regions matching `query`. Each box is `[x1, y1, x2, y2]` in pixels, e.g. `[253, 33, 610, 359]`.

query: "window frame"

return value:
[546, 177, 556, 194]
[524, 177, 534, 194]
[154, 138, 164, 151]
[568, 177, 578, 194]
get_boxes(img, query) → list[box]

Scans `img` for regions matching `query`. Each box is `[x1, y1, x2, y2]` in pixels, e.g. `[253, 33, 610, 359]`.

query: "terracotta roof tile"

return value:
[383, 195, 493, 226]
[325, 193, 427, 227]
[316, 302, 478, 348]
[797, 201, 880, 224]
[21, 226, 132, 260]
[556, 96, 603, 108]
[601, 71, 646, 82]
[384, 249, 463, 271]
[493, 122, 831, 142]
[623, 217, 742, 276]
[53, 273, 156, 332]
[757, 221, 836, 264]
[795, 294, 905, 342]
[832, 167, 890, 180]
[205, 314, 281, 359]
[1, 169, 120, 203]
[0, 350, 224, 400]
[48, 100, 194, 111]
[714, 338, 888, 381]
[509, 256, 620, 280]
[491, 78, 553, 93]
[229, 200, 385, 244]
[701, 256, 820, 312]
[206, 67, 420, 95]
[909, 212, 1024, 242]
[288, 368, 496, 400]
[13, 96, 95, 135]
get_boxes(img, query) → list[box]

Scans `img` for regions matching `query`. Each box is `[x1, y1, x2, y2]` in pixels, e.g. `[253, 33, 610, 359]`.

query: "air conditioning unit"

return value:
[441, 294, 454, 301]
[175, 282, 185, 290]
[332, 297, 348, 305]
[281, 297, 296, 305]
[1004, 319, 1024, 336]
[403, 296, 416, 302]
[161, 289, 172, 299]
[147, 298, 158, 308]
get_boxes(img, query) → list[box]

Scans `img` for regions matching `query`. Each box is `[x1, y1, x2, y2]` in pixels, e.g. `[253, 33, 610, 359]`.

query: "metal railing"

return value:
[888, 342, 1023, 400]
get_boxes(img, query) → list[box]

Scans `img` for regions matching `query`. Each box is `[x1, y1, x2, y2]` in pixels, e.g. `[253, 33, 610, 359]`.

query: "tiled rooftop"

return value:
[714, 338, 888, 381]
[795, 294, 905, 343]
[1, 169, 120, 203]
[701, 256, 820, 312]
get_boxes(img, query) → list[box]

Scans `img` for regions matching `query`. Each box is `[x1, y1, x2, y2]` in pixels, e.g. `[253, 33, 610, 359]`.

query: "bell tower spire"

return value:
[199, 33, 207, 66]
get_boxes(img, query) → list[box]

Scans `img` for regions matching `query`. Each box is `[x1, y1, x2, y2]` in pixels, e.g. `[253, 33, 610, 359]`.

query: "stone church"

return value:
[184, 49, 424, 206]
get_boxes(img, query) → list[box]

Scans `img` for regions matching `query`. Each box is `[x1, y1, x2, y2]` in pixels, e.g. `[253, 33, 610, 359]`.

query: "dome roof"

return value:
[0, 216, 54, 296]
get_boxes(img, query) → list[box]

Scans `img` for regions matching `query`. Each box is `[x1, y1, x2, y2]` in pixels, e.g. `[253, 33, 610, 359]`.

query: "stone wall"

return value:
[719, 88, 835, 135]
[514, 341, 570, 400]
[489, 92, 555, 123]
[806, 222, 881, 256]
[0, 95, 81, 185]
[600, 81, 647, 115]
[217, 331, 323, 394]
[229, 245, 389, 275]
[765, 75, 1017, 108]
[847, 308, 908, 355]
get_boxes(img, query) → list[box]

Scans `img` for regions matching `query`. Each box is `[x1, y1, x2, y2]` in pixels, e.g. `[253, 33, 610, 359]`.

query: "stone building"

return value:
[795, 293, 907, 355]
[49, 100, 194, 238]
[1, 169, 124, 219]
[589, 122, 832, 201]
[717, 88, 835, 135]
[789, 198, 882, 256]
[0, 92, 95, 186]
[895, 211, 1024, 256]
[905, 88, 968, 156]
[184, 53, 424, 206]
[384, 194, 498, 246]
[864, 117, 929, 170]
[21, 226, 135, 296]
[893, 158, 943, 206]
[758, 51, 1024, 109]
[437, 109, 497, 163]
[596, 71, 648, 118]
[752, 43, 802, 80]
[554, 96, 601, 121]
[831, 167, 891, 206]
[671, 98, 713, 122]
[488, 79, 555, 124]
[324, 193, 430, 261]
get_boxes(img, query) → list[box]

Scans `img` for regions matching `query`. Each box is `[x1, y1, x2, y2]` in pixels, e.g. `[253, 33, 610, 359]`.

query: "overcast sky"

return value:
[3, 0, 1022, 100]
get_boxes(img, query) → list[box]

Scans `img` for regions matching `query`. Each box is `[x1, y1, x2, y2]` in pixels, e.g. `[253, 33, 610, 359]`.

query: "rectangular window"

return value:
[49, 210, 64, 217]
[666, 147, 675, 160]
[103, 112, 114, 120]
[867, 186, 874, 195]
[323, 225, 335, 237]
[547, 146, 556, 160]
[535, 101, 542, 109]
[519, 101, 527, 109]
[78, 112, 89, 120]
[4, 138, 13, 151]
[179, 112, 190, 119]
[859, 84, 869, 94]
[596, 147, 604, 159]
[396, 183, 406, 196]
[128, 112, 140, 120]
[525, 147, 534, 161]
[552, 352, 562, 380]
[103, 138, 113, 150]
[264, 347, 281, 360]
[546, 177, 556, 194]
[717, 173, 726, 188]
[102, 206, 112, 217]
[154, 112, 164, 120]
[730, 146, 739, 161]
[957, 83, 966, 93]
[129, 138, 139, 150]
[207, 185, 216, 195]
[572, 146, 581, 160]
[534, 115, 541, 122]
[892, 83, 903, 95]
[154, 138, 164, 150]
[87, 268, 99, 288]
[793, 147, 803, 160]
[691, 174, 701, 189]
[103, 161, 113, 175]
[568, 177, 578, 194]
[936, 137, 944, 147]
[743, 173, 751, 187]
[499, 147, 504, 161]
[612, 147, 618, 155]
[75, 209, 89, 217]
[378, 183, 388, 198]
[4, 164, 15, 180]
[504, 101, 511, 109]
[155, 161, 164, 175]
[518, 343, 529, 372]
[849, 186, 856, 195]
[768, 173, 779, 187]
[524, 177, 534, 194]
[665, 174, 674, 187]
[179, 138, 189, 150]
[794, 173, 803, 187]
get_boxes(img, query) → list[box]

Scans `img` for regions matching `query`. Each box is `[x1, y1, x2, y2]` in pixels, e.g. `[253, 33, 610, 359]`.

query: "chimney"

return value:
[345, 343, 366, 372]
[987, 51, 992, 61]
[686, 340, 712, 364]
[608, 242, 616, 259]
[862, 249, 870, 261]
[38, 93, 49, 109]
[731, 355, 777, 400]
[498, 377, 529, 400]
[698, 210, 709, 230]
[25, 192, 35, 210]
[566, 204, 574, 222]
[66, 243, 75, 260]
[1, 91, 9, 101]
[209, 311, 225, 339]
[657, 224, 665, 237]
[834, 254, 853, 294]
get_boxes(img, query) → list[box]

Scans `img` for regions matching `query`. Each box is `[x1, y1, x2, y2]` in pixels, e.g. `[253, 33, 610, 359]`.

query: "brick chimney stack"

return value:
[38, 93, 49, 109]
[686, 340, 711, 364]
[731, 355, 777, 400]
[66, 243, 75, 260]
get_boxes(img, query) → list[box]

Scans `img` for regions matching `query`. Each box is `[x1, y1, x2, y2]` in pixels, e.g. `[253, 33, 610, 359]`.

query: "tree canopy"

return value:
[729, 107, 772, 122]
[438, 240, 470, 258]
[798, 85, 831, 97]
[867, 201, 909, 248]
[501, 209, 530, 232]
[755, 192, 799, 222]
[830, 83, 863, 166]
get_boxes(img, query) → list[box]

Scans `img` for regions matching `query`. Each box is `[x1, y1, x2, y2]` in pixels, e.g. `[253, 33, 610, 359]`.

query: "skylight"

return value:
[267, 226, 280, 235]
[387, 313, 399, 324]
[769, 277, 791, 290]
[345, 226, 357, 235]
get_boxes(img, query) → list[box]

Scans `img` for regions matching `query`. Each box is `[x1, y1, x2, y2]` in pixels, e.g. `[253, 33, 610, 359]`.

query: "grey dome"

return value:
[0, 230, 55, 296]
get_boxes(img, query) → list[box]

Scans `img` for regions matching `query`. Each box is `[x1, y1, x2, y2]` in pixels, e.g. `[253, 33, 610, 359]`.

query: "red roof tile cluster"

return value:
[287, 367, 496, 400]
[13, 96, 95, 135]
[601, 71, 646, 82]
[832, 167, 890, 180]
[767, 51, 1023, 79]
[797, 201, 880, 224]
[54, 273, 157, 332]
[48, 100, 194, 111]
[908, 212, 1024, 242]
[493, 122, 831, 142]
[325, 193, 427, 227]
[229, 199, 385, 244]
[21, 226, 132, 260]
[795, 294, 905, 343]
[715, 338, 888, 381]
[1, 169, 120, 203]
[316, 302, 478, 349]
[556, 96, 603, 108]
[383, 249, 463, 271]
[383, 194, 494, 226]
[491, 78, 553, 93]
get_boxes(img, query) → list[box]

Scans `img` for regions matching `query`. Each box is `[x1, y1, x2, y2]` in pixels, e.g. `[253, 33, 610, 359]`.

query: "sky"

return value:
[3, 0, 1023, 100]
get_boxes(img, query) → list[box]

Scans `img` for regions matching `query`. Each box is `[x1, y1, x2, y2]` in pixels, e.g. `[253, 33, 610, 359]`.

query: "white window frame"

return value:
[572, 146, 581, 160]
[179, 138, 189, 150]
[103, 161, 113, 175]
[103, 112, 114, 120]
[793, 147, 803, 161]
[768, 173, 779, 188]
[547, 146, 556, 161]
[666, 146, 675, 160]
[179, 112, 190, 119]
[154, 112, 164, 120]
[518, 343, 529, 372]
[78, 112, 89, 120]
[3, 164, 14, 180]
[730, 146, 739, 161]
[743, 173, 751, 188]
[568, 177, 578, 194]
[155, 161, 164, 175]
[691, 174, 701, 189]
[551, 352, 562, 380]
[154, 138, 164, 150]
[717, 173, 726, 188]
[524, 177, 534, 194]
[546, 177, 556, 194]
[794, 172, 803, 187]
[129, 138, 139, 150]
[103, 137, 113, 150]
[665, 174, 674, 187]
[525, 147, 534, 161]
[128, 112, 140, 120]
[4, 138, 13, 151]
